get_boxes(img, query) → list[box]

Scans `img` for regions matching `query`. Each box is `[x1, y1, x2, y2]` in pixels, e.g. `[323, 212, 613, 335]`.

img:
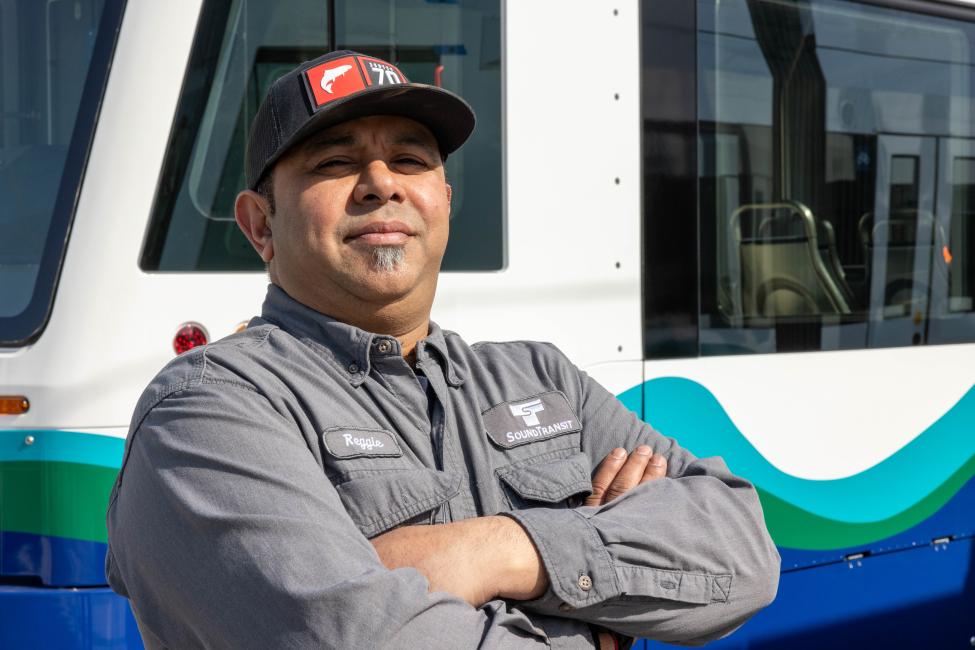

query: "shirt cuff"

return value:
[503, 508, 620, 611]
[526, 613, 601, 650]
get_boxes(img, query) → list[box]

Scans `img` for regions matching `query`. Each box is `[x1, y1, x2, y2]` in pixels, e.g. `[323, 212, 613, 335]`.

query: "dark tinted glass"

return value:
[0, 0, 123, 345]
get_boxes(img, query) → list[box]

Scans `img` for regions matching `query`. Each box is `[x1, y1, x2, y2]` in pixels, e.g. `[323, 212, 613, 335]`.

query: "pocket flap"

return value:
[496, 452, 592, 503]
[336, 468, 462, 538]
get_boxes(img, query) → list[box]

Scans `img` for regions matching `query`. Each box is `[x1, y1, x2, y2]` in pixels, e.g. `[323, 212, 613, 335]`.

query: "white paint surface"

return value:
[645, 344, 975, 480]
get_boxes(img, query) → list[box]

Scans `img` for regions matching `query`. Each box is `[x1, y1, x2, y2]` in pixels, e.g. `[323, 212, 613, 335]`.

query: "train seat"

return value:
[731, 201, 852, 319]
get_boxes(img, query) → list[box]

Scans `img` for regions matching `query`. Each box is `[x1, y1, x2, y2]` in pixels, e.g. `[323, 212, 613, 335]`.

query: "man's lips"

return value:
[345, 220, 414, 246]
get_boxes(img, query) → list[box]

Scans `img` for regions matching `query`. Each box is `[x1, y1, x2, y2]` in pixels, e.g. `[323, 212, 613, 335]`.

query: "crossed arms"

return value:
[372, 446, 670, 648]
[106, 375, 780, 649]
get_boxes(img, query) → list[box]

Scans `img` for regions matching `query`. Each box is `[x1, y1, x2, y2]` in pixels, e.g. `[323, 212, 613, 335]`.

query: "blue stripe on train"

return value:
[777, 473, 975, 571]
[644, 476, 975, 649]
[0, 585, 141, 650]
[640, 534, 973, 649]
[1, 530, 109, 586]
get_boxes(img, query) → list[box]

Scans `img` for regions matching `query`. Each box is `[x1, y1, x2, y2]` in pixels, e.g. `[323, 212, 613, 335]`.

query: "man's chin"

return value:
[369, 245, 407, 274]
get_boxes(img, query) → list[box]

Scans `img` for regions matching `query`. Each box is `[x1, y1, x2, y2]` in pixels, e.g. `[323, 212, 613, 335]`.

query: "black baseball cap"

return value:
[245, 50, 476, 190]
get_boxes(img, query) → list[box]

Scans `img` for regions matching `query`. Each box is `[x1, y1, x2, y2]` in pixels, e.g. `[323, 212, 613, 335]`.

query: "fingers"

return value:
[584, 446, 670, 507]
[639, 452, 668, 484]
[585, 447, 627, 506]
[602, 445, 654, 502]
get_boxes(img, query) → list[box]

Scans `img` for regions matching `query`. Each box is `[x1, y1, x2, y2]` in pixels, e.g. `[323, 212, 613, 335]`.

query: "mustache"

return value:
[344, 219, 414, 241]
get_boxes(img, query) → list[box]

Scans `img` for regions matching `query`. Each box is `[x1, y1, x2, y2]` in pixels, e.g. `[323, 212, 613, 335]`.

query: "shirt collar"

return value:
[257, 284, 464, 387]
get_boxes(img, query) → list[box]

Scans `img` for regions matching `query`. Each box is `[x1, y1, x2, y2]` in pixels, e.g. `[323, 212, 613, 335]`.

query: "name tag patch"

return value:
[322, 427, 402, 459]
[482, 391, 582, 449]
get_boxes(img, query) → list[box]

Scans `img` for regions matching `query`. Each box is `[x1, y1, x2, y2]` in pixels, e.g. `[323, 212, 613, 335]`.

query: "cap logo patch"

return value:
[304, 56, 368, 108]
[303, 55, 408, 110]
[358, 57, 405, 87]
[320, 64, 353, 94]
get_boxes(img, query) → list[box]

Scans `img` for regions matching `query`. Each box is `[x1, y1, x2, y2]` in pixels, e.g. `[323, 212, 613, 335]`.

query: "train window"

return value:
[0, 0, 124, 345]
[141, 0, 502, 272]
[696, 0, 975, 354]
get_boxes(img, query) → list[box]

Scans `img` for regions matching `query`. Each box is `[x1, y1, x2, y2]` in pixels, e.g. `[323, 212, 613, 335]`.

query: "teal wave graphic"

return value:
[642, 377, 975, 524]
[0, 429, 124, 468]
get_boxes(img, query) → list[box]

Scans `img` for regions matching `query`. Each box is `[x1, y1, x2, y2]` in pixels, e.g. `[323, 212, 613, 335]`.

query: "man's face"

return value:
[264, 115, 451, 314]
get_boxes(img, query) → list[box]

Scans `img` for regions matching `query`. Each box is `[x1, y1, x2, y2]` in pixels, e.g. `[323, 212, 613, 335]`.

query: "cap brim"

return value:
[255, 83, 475, 188]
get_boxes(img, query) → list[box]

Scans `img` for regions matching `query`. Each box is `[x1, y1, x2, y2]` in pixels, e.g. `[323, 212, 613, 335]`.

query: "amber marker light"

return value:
[173, 322, 209, 355]
[0, 396, 30, 415]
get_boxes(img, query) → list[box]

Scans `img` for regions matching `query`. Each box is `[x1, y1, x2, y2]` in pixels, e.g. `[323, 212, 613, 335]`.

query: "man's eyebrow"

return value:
[301, 133, 357, 153]
[299, 129, 440, 158]
[392, 132, 440, 158]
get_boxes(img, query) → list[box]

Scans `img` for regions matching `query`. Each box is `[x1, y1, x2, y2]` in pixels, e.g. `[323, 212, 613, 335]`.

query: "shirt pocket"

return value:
[496, 450, 592, 510]
[335, 467, 463, 539]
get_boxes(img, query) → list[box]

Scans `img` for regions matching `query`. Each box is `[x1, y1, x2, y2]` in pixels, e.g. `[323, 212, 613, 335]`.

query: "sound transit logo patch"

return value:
[483, 391, 582, 449]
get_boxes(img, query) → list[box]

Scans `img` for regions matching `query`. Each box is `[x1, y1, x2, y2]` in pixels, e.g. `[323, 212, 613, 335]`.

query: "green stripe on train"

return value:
[0, 461, 118, 543]
[758, 452, 975, 549]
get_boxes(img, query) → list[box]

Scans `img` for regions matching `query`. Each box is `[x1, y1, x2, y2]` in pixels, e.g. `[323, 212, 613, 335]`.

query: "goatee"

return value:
[371, 246, 406, 273]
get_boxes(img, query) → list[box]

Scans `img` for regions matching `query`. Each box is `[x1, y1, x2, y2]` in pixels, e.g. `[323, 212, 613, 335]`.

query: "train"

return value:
[1, 0, 972, 647]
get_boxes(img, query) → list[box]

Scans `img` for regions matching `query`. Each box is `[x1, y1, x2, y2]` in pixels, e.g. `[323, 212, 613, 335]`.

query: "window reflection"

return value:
[699, 0, 975, 354]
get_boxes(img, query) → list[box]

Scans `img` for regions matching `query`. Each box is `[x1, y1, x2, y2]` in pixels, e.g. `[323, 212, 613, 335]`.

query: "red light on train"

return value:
[173, 322, 208, 355]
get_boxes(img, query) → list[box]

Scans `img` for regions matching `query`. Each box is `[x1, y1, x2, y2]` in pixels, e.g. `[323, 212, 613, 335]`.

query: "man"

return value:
[106, 50, 779, 649]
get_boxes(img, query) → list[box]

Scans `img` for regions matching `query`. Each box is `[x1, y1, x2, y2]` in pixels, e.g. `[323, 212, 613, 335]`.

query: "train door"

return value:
[867, 134, 937, 347]
[932, 136, 975, 340]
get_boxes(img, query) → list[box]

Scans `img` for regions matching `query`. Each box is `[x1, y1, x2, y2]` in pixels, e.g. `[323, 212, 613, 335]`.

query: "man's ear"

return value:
[445, 183, 453, 219]
[235, 190, 275, 263]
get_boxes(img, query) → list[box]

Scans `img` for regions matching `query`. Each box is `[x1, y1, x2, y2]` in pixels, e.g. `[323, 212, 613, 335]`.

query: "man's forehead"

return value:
[300, 116, 439, 153]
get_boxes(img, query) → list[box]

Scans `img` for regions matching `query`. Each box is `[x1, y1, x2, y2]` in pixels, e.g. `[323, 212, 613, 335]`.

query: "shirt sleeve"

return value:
[502, 365, 781, 646]
[105, 381, 597, 650]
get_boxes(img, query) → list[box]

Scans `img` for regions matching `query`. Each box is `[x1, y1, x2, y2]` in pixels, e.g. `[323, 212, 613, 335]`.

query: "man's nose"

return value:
[353, 160, 403, 205]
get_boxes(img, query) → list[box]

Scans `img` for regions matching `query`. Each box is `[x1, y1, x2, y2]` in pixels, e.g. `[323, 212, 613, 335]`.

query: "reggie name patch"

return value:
[322, 427, 402, 459]
[482, 391, 582, 449]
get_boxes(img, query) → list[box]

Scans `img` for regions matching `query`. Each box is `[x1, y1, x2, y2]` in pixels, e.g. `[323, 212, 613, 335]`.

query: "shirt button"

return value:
[377, 341, 391, 354]
[578, 575, 593, 591]
[348, 362, 359, 374]
[558, 602, 574, 613]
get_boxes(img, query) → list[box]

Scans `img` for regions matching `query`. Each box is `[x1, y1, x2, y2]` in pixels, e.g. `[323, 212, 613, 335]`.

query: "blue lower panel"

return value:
[1, 531, 109, 586]
[0, 585, 143, 649]
[642, 535, 974, 649]
[777, 476, 975, 572]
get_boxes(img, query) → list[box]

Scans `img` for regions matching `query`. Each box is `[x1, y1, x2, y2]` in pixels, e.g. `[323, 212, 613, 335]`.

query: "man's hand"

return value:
[371, 515, 547, 608]
[586, 445, 667, 506]
[372, 446, 666, 615]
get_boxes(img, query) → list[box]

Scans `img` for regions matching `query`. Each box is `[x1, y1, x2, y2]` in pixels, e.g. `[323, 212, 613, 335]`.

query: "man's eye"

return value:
[317, 159, 350, 170]
[396, 157, 427, 167]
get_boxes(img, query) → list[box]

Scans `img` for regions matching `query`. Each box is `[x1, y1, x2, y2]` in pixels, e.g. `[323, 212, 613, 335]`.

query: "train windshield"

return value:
[0, 0, 124, 346]
[141, 0, 502, 272]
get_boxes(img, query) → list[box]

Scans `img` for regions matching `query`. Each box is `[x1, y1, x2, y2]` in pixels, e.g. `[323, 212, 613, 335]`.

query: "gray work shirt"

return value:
[106, 284, 780, 649]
